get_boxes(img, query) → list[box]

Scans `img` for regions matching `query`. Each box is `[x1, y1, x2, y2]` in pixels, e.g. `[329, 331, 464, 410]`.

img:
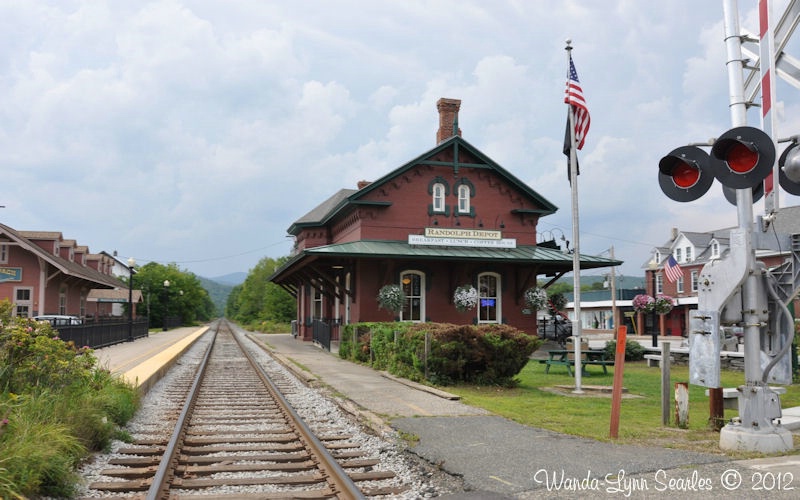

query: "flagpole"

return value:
[566, 39, 583, 393]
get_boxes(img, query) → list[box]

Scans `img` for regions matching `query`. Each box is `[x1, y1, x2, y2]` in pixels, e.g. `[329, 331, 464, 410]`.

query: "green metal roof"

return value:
[270, 239, 622, 284]
[307, 240, 618, 267]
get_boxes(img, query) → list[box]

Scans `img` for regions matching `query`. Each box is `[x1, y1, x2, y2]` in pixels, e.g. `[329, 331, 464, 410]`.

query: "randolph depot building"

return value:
[270, 98, 620, 342]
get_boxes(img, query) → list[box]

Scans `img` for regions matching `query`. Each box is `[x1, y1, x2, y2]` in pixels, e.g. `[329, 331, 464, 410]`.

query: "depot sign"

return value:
[408, 227, 517, 249]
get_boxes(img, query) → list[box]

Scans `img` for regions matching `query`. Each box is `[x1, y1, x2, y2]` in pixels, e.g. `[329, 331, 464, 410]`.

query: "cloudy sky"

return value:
[3, 0, 800, 282]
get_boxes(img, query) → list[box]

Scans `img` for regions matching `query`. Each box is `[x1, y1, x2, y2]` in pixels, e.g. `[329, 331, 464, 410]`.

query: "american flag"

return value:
[664, 255, 683, 283]
[564, 55, 590, 150]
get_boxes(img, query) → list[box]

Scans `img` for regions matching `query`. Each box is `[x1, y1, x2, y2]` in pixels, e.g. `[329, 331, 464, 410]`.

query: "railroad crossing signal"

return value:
[709, 126, 776, 189]
[778, 140, 800, 194]
[657, 146, 713, 202]
[658, 126, 777, 201]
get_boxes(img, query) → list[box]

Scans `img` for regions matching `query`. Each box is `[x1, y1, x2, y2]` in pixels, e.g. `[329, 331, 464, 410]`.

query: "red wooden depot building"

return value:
[271, 98, 620, 341]
[0, 223, 134, 319]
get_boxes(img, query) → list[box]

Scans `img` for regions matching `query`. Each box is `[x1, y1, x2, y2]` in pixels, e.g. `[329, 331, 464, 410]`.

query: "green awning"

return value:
[271, 239, 621, 283]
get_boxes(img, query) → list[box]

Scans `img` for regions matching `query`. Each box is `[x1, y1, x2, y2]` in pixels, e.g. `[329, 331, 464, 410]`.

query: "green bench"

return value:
[540, 349, 612, 375]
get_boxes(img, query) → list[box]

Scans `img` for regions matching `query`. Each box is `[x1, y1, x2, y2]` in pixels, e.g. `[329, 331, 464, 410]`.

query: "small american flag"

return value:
[664, 255, 683, 283]
[564, 55, 590, 150]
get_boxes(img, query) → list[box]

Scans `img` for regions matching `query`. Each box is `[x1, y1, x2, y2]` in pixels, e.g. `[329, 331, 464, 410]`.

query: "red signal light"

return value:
[658, 146, 712, 202]
[710, 127, 774, 189]
[672, 161, 701, 188]
[724, 142, 758, 173]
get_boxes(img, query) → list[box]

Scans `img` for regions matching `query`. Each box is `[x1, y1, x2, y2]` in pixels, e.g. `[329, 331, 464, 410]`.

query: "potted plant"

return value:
[632, 294, 655, 313]
[523, 287, 548, 311]
[377, 284, 405, 314]
[453, 284, 479, 312]
[654, 294, 675, 315]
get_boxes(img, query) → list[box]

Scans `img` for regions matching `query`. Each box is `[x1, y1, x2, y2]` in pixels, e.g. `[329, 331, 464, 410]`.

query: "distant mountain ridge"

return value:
[209, 272, 247, 286]
[198, 273, 246, 316]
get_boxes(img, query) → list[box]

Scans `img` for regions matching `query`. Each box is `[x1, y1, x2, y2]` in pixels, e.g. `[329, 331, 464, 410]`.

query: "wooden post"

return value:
[709, 387, 725, 431]
[609, 326, 627, 438]
[661, 342, 671, 425]
[675, 382, 689, 428]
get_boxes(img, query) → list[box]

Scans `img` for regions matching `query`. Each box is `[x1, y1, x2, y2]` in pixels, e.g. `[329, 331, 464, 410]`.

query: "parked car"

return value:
[33, 315, 83, 326]
[538, 315, 572, 347]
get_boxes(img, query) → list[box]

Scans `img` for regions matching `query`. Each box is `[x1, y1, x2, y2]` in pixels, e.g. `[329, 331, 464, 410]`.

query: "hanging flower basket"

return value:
[632, 294, 655, 313]
[377, 284, 405, 313]
[453, 284, 479, 312]
[548, 292, 567, 315]
[523, 287, 548, 310]
[654, 294, 675, 315]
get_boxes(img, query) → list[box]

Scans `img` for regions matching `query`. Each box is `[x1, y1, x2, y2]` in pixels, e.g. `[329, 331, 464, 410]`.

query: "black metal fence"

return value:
[163, 315, 182, 331]
[312, 319, 340, 351]
[54, 318, 150, 349]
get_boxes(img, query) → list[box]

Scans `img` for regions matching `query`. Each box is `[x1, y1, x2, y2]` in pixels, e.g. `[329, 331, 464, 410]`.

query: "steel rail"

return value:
[144, 319, 364, 499]
[231, 321, 366, 500]
[145, 322, 218, 500]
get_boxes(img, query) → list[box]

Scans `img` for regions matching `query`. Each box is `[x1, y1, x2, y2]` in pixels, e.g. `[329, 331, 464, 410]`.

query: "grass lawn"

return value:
[443, 358, 800, 457]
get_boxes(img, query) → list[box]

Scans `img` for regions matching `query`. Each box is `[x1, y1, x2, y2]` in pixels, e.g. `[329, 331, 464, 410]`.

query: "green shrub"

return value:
[0, 300, 140, 497]
[604, 339, 646, 361]
[0, 392, 84, 498]
[339, 322, 540, 385]
[242, 320, 292, 333]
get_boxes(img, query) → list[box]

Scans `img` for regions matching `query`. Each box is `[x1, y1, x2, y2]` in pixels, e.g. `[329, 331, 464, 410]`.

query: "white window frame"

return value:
[312, 287, 324, 320]
[400, 270, 425, 322]
[477, 272, 501, 324]
[711, 241, 719, 258]
[457, 184, 470, 214]
[685, 246, 692, 262]
[432, 183, 445, 212]
[674, 248, 682, 262]
[14, 287, 33, 317]
[691, 270, 699, 292]
[677, 275, 684, 293]
[656, 274, 663, 295]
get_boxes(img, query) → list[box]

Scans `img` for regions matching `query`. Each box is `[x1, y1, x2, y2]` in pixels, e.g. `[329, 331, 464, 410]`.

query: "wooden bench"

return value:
[582, 357, 614, 374]
[539, 349, 611, 376]
[538, 356, 576, 375]
[705, 387, 787, 410]
[644, 354, 674, 367]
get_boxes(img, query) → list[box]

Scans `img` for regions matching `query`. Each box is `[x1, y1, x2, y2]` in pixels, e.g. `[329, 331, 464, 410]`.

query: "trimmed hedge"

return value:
[603, 339, 646, 361]
[339, 322, 540, 385]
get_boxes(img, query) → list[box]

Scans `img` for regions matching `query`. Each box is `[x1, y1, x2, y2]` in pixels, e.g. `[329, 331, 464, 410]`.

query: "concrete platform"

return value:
[94, 325, 208, 394]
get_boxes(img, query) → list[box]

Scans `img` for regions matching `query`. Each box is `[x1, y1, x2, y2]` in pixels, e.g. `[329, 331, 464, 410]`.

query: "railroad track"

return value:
[86, 320, 406, 499]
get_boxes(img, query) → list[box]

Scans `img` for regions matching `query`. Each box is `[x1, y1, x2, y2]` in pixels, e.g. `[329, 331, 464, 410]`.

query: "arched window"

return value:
[400, 270, 425, 322]
[432, 183, 445, 213]
[477, 272, 501, 323]
[457, 184, 470, 214]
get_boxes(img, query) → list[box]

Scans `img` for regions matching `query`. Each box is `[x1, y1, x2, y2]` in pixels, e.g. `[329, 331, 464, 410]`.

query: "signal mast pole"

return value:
[717, 0, 792, 453]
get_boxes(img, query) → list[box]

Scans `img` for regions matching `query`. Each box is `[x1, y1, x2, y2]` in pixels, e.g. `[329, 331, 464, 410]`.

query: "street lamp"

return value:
[127, 257, 135, 342]
[648, 259, 659, 348]
[163, 279, 170, 331]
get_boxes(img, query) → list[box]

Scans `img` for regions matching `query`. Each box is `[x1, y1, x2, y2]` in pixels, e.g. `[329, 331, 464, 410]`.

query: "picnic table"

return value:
[538, 349, 613, 376]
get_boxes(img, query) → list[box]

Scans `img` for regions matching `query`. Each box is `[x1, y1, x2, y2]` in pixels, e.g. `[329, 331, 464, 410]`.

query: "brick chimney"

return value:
[357, 180, 371, 189]
[436, 98, 462, 144]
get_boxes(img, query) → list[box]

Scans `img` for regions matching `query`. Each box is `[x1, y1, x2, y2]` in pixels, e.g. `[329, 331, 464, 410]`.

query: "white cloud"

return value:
[1, 0, 798, 279]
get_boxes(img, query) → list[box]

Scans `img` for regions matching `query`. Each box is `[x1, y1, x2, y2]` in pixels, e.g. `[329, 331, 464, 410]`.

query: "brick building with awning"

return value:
[0, 223, 138, 319]
[270, 98, 621, 341]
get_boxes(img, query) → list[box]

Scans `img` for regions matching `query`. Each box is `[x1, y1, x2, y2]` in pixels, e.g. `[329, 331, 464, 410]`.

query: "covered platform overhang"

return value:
[270, 239, 623, 298]
[87, 289, 144, 304]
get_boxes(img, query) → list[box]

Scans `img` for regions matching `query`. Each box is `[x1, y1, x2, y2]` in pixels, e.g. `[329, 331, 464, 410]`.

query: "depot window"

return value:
[400, 271, 425, 322]
[477, 272, 501, 323]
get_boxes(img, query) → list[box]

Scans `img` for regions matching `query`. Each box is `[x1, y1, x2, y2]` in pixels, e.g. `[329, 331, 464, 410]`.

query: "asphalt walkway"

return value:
[253, 332, 800, 499]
